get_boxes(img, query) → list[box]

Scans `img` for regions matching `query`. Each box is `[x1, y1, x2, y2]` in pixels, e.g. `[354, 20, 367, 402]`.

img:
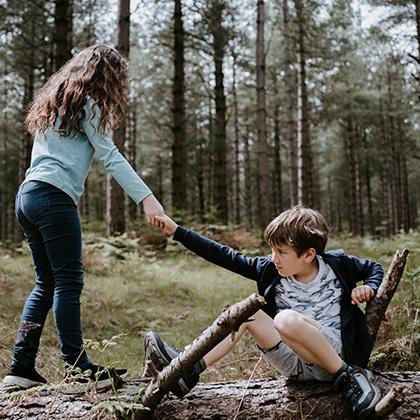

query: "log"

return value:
[0, 372, 418, 419]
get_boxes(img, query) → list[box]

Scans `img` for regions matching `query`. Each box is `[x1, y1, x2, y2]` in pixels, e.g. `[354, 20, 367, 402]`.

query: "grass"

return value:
[0, 229, 418, 385]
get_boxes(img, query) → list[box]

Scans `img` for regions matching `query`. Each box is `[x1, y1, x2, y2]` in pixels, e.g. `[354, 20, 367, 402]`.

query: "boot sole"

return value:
[60, 378, 114, 395]
[144, 332, 190, 396]
[2, 375, 45, 389]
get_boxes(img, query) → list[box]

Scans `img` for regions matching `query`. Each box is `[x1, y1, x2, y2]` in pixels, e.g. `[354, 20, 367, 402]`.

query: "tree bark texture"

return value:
[171, 0, 187, 213]
[210, 0, 228, 223]
[142, 293, 266, 410]
[106, 0, 130, 236]
[1, 372, 418, 419]
[53, 0, 73, 72]
[282, 0, 298, 207]
[256, 0, 271, 229]
[365, 249, 409, 342]
[294, 0, 313, 208]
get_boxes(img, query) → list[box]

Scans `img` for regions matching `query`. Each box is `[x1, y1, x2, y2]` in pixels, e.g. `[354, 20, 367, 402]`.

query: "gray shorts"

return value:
[260, 328, 343, 382]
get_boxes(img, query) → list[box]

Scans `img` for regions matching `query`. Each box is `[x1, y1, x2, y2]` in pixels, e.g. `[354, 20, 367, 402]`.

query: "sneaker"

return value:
[2, 367, 47, 389]
[144, 331, 204, 398]
[61, 363, 127, 394]
[334, 365, 381, 418]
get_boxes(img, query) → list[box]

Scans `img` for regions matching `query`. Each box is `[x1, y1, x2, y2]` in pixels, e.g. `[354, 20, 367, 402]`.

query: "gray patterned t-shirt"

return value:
[274, 256, 342, 346]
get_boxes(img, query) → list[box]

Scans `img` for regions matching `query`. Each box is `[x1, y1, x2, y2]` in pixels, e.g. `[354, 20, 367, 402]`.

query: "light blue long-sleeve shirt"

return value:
[23, 99, 152, 204]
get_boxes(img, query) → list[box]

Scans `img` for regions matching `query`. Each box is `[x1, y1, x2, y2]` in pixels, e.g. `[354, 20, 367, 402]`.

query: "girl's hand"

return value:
[153, 214, 178, 236]
[351, 285, 374, 305]
[142, 194, 164, 227]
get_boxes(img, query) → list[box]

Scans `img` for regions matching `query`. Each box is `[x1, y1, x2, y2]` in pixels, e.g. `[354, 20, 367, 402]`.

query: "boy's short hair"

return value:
[264, 206, 329, 256]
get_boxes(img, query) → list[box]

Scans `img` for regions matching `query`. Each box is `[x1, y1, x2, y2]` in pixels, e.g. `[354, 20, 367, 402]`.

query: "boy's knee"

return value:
[273, 309, 304, 337]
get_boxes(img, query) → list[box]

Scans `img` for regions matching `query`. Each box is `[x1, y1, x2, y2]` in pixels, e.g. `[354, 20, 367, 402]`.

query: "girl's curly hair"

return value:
[25, 44, 128, 136]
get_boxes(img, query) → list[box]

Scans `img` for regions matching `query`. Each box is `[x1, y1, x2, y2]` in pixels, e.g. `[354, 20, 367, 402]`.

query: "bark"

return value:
[344, 116, 362, 236]
[210, 0, 228, 223]
[128, 104, 138, 221]
[243, 128, 253, 230]
[171, 0, 187, 213]
[1, 372, 418, 419]
[19, 17, 35, 184]
[256, 0, 270, 229]
[142, 293, 266, 410]
[272, 71, 282, 214]
[282, 0, 297, 206]
[415, 0, 420, 61]
[362, 130, 374, 236]
[53, 0, 73, 72]
[365, 249, 410, 342]
[106, 0, 130, 236]
[294, 0, 313, 207]
[232, 42, 241, 225]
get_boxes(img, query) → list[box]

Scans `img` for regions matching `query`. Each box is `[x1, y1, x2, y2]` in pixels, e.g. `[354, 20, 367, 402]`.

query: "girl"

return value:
[2, 44, 164, 391]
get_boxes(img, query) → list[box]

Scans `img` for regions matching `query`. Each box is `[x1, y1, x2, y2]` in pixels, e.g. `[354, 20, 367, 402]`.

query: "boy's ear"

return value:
[304, 248, 317, 262]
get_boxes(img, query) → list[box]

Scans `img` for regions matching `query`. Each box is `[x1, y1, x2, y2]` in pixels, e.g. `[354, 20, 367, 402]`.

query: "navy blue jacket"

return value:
[174, 226, 384, 367]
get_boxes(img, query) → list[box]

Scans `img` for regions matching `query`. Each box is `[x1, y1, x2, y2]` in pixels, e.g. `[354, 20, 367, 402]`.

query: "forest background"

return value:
[0, 0, 419, 383]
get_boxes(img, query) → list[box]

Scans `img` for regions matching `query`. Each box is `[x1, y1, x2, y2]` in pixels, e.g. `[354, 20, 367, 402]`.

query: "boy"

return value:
[145, 207, 383, 418]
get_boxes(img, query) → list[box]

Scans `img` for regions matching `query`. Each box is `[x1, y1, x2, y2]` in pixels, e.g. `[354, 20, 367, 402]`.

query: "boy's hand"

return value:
[152, 214, 178, 236]
[351, 285, 374, 305]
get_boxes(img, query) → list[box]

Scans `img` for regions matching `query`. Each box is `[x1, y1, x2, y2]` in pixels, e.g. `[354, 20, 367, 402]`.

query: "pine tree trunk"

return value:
[256, 0, 270, 229]
[415, 0, 420, 61]
[345, 117, 362, 236]
[106, 0, 130, 236]
[171, 0, 187, 214]
[272, 71, 282, 214]
[211, 0, 228, 223]
[232, 45, 241, 225]
[243, 128, 253, 230]
[282, 0, 297, 207]
[19, 25, 35, 184]
[294, 0, 313, 207]
[362, 131, 374, 236]
[128, 104, 138, 221]
[53, 0, 73, 72]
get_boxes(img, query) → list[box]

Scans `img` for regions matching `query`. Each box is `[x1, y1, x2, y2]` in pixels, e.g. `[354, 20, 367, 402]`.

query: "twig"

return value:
[232, 355, 263, 420]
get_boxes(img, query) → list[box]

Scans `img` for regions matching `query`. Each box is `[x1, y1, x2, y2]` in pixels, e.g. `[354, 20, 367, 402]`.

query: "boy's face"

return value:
[271, 243, 315, 277]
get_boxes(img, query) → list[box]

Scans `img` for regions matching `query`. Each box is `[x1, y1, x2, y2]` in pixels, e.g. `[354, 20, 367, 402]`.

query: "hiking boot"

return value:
[144, 331, 205, 398]
[61, 363, 127, 394]
[2, 367, 47, 389]
[334, 364, 381, 418]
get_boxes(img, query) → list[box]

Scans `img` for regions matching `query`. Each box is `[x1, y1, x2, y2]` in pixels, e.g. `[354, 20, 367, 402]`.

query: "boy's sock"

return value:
[144, 331, 205, 397]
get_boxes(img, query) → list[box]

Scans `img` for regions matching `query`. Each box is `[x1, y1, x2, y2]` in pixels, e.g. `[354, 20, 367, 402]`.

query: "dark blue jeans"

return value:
[12, 180, 90, 370]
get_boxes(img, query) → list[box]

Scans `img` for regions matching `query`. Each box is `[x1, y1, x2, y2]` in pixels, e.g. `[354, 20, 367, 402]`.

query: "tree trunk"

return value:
[171, 0, 187, 214]
[362, 130, 374, 236]
[1, 373, 418, 419]
[128, 103, 138, 221]
[106, 0, 130, 236]
[210, 0, 228, 223]
[294, 0, 313, 208]
[282, 0, 297, 207]
[256, 0, 270, 229]
[415, 0, 420, 61]
[272, 71, 282, 215]
[243, 128, 253, 230]
[53, 0, 73, 72]
[232, 43, 241, 225]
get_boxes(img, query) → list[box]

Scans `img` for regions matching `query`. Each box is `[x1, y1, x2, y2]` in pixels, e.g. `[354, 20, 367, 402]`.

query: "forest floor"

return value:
[0, 226, 419, 386]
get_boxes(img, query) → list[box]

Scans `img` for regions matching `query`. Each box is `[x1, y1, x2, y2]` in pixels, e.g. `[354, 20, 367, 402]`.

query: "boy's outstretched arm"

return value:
[153, 215, 271, 282]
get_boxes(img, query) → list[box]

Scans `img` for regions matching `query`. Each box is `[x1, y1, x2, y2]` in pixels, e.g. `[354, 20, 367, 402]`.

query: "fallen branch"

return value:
[141, 293, 266, 411]
[365, 249, 409, 341]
